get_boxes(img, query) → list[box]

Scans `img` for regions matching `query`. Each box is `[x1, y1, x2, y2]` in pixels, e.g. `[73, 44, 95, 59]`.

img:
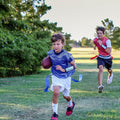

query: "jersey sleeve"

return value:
[68, 55, 74, 63]
[106, 40, 112, 47]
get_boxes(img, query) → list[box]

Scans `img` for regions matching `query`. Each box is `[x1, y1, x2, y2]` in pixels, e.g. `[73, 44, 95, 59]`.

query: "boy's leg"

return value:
[107, 69, 113, 84]
[98, 65, 104, 93]
[108, 69, 112, 77]
[63, 88, 75, 116]
[105, 59, 113, 84]
[52, 86, 60, 104]
[98, 65, 103, 86]
[63, 95, 75, 116]
[63, 95, 72, 106]
[52, 86, 60, 114]
[97, 57, 104, 86]
[97, 57, 105, 93]
[51, 86, 60, 120]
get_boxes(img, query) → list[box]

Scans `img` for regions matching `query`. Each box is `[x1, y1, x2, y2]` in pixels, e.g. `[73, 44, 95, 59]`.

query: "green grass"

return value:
[0, 48, 120, 120]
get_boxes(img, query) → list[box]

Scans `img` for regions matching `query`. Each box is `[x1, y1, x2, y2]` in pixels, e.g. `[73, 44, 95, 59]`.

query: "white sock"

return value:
[68, 99, 72, 107]
[52, 103, 58, 114]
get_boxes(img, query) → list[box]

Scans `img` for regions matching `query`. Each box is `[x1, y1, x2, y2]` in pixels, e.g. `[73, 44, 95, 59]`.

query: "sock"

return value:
[68, 99, 73, 107]
[52, 103, 58, 114]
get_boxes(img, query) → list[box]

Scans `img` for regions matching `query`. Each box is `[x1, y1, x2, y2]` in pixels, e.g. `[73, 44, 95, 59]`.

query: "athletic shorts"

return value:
[50, 75, 71, 96]
[97, 57, 112, 70]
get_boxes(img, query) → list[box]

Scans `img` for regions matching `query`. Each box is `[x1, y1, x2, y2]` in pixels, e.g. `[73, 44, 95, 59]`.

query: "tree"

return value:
[81, 37, 89, 47]
[0, 0, 63, 77]
[101, 18, 114, 39]
[101, 18, 120, 50]
[64, 33, 72, 51]
[111, 27, 120, 49]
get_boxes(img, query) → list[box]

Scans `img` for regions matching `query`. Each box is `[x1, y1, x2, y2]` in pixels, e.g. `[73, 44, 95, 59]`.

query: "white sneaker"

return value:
[98, 85, 104, 93]
[107, 73, 113, 84]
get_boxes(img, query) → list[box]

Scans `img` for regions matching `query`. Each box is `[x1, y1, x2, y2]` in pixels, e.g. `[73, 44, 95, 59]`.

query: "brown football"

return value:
[41, 56, 52, 69]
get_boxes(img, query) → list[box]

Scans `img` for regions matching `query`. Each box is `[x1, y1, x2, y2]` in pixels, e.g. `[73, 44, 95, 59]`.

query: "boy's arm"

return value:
[70, 60, 77, 69]
[105, 47, 111, 54]
[105, 40, 112, 54]
[56, 65, 65, 72]
[98, 40, 112, 54]
[56, 60, 77, 72]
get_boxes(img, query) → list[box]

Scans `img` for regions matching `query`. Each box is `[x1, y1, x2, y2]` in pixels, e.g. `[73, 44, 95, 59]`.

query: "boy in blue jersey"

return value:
[48, 33, 77, 120]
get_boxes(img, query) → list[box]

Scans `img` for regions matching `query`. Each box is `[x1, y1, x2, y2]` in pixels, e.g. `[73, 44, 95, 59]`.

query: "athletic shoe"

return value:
[66, 101, 75, 116]
[51, 112, 58, 120]
[98, 85, 104, 93]
[107, 73, 113, 84]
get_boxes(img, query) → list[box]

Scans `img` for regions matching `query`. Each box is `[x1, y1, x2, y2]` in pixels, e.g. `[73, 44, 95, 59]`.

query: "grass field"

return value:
[0, 48, 120, 120]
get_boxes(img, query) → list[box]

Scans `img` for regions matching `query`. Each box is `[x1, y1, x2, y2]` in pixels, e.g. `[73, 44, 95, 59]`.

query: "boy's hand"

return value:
[97, 40, 102, 46]
[56, 65, 65, 72]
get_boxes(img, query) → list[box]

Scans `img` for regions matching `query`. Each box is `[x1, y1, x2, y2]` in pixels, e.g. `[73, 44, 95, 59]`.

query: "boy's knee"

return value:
[53, 91, 60, 97]
[108, 69, 112, 73]
[99, 65, 103, 72]
[63, 95, 71, 101]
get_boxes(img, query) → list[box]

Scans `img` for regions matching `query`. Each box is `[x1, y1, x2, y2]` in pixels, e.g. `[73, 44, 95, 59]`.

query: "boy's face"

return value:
[52, 40, 64, 53]
[97, 30, 104, 40]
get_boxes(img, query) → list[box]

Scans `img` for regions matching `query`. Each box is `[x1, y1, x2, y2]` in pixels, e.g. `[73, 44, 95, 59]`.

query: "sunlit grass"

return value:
[73, 54, 96, 58]
[91, 110, 120, 119]
[71, 89, 98, 94]
[0, 89, 13, 93]
[0, 103, 30, 109]
[71, 47, 95, 51]
[0, 116, 11, 120]
[75, 59, 97, 63]
[113, 60, 120, 64]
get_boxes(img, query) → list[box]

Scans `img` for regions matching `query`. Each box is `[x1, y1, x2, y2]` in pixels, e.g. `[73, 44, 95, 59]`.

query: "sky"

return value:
[41, 0, 120, 41]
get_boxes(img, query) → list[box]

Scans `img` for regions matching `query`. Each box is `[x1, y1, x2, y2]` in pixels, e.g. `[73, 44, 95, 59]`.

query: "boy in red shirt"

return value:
[93, 26, 113, 93]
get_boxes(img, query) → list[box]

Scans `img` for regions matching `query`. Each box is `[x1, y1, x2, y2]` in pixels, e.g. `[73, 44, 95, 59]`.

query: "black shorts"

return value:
[97, 57, 112, 70]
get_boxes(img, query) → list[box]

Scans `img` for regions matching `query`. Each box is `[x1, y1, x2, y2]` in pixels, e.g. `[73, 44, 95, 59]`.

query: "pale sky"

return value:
[41, 0, 120, 41]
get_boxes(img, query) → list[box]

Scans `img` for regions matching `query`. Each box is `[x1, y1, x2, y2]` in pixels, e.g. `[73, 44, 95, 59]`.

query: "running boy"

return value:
[47, 33, 77, 120]
[93, 26, 113, 93]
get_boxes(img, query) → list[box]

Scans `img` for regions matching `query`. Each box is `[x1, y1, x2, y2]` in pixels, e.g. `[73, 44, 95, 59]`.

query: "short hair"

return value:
[96, 26, 105, 34]
[51, 33, 65, 43]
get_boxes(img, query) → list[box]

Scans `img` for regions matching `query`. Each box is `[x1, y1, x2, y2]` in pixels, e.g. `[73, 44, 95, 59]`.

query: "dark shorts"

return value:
[97, 57, 112, 70]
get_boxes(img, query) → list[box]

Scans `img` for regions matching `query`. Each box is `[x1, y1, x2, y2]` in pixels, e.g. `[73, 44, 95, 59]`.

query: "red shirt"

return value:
[93, 37, 110, 56]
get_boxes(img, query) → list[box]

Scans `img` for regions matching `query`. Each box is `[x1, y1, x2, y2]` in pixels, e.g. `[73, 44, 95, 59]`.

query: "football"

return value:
[41, 56, 52, 69]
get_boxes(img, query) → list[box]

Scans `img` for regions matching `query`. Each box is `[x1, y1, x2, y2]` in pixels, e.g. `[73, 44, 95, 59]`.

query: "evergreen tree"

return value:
[0, 0, 62, 77]
[64, 33, 72, 51]
[101, 18, 120, 49]
[101, 18, 114, 39]
[111, 27, 120, 49]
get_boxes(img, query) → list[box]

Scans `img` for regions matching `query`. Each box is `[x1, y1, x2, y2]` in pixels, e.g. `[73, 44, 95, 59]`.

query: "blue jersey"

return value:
[48, 49, 75, 78]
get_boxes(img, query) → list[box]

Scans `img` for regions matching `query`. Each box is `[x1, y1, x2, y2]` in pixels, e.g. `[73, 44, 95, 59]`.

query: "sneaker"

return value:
[98, 85, 104, 93]
[107, 73, 113, 84]
[66, 101, 75, 116]
[51, 112, 58, 120]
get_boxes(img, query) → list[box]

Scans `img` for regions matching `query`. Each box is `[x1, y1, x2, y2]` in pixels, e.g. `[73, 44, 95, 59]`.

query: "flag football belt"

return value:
[44, 74, 82, 92]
